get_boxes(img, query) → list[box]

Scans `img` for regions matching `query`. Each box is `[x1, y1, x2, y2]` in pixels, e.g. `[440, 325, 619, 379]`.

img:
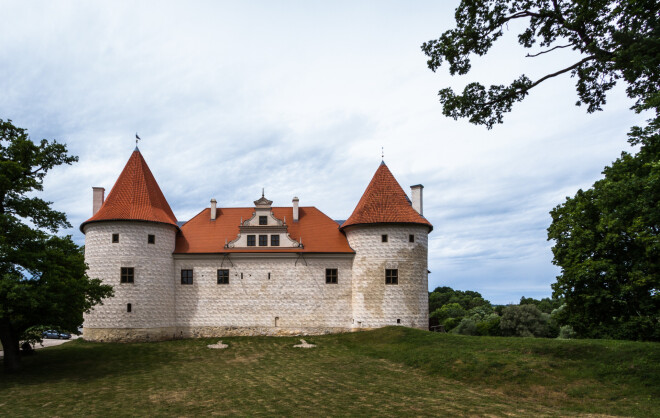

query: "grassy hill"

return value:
[1, 327, 658, 416]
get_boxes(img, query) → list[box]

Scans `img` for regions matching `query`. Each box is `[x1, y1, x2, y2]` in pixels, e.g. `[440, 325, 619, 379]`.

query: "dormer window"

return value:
[259, 216, 267, 225]
[271, 235, 280, 246]
[259, 235, 268, 246]
[247, 235, 256, 246]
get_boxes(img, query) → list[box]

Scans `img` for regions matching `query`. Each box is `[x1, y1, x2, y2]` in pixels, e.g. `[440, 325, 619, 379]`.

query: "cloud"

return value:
[0, 1, 648, 305]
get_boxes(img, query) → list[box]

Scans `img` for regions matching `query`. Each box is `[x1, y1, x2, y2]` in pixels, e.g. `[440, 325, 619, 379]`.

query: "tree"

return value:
[422, 0, 659, 128]
[547, 118, 660, 340]
[500, 304, 553, 337]
[0, 119, 113, 373]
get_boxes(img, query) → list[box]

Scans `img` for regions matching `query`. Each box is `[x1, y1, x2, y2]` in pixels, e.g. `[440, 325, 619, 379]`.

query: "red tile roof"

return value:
[175, 207, 353, 254]
[81, 150, 178, 232]
[341, 162, 432, 231]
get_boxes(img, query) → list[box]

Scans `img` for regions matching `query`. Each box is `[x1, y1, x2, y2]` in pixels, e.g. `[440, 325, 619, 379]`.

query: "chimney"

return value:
[410, 185, 423, 215]
[210, 198, 217, 221]
[92, 187, 105, 215]
[292, 197, 299, 222]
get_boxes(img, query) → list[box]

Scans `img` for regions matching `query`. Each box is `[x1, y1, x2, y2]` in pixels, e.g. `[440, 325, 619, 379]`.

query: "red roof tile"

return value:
[341, 162, 432, 231]
[81, 150, 178, 231]
[175, 207, 353, 253]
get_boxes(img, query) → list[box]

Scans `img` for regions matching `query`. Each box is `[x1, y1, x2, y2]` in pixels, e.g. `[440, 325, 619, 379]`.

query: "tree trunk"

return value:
[0, 318, 20, 373]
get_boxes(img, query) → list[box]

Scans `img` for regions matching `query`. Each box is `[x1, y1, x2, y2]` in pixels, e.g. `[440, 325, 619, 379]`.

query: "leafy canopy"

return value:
[0, 119, 113, 372]
[547, 118, 660, 340]
[422, 0, 660, 128]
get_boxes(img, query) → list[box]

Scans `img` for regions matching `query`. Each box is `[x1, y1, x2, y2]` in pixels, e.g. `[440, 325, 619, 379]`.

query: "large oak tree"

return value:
[424, 1, 659, 339]
[0, 119, 113, 372]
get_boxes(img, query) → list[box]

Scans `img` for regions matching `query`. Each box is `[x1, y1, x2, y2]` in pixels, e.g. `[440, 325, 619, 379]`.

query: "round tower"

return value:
[342, 162, 432, 330]
[81, 149, 179, 342]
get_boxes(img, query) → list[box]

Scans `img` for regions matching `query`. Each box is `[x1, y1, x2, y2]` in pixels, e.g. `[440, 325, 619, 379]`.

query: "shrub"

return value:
[558, 325, 577, 339]
[500, 304, 552, 337]
[453, 318, 478, 335]
[476, 314, 501, 336]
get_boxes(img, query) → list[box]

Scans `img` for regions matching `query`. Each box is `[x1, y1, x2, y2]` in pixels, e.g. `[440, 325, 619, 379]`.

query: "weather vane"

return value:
[381, 146, 384, 160]
[135, 132, 141, 147]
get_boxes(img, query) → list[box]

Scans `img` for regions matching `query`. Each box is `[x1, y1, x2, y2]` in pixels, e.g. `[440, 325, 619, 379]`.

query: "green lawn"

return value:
[1, 327, 658, 416]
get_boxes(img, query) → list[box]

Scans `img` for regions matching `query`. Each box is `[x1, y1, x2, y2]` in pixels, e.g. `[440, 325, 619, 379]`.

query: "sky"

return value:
[0, 1, 648, 304]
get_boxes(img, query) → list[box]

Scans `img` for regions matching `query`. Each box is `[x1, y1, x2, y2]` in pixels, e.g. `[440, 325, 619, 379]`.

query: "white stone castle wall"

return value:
[83, 222, 177, 335]
[346, 224, 429, 330]
[173, 254, 354, 335]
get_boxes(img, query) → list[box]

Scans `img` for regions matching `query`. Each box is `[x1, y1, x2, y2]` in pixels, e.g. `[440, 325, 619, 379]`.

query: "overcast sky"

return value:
[0, 1, 648, 304]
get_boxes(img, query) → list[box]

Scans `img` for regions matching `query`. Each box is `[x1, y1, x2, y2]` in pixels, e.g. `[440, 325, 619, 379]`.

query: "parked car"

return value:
[42, 330, 71, 339]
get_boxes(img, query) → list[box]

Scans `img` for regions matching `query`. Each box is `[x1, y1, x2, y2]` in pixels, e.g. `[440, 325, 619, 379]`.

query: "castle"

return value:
[81, 148, 432, 342]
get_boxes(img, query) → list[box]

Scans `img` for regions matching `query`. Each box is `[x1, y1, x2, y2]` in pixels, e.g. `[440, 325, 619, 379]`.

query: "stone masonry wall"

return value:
[346, 224, 429, 330]
[173, 254, 354, 334]
[83, 222, 177, 334]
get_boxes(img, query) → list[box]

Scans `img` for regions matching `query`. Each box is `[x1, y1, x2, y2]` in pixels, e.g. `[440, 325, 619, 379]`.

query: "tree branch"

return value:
[526, 44, 575, 57]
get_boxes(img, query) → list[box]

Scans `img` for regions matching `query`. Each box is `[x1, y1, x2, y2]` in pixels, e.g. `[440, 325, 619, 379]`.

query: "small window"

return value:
[148, 234, 155, 244]
[326, 268, 338, 284]
[259, 216, 267, 225]
[259, 235, 268, 246]
[397, 318, 401, 324]
[271, 235, 280, 246]
[247, 235, 256, 246]
[181, 269, 193, 285]
[120, 267, 134, 283]
[409, 234, 414, 243]
[268, 272, 271, 280]
[385, 269, 398, 285]
[127, 303, 132, 313]
[112, 233, 119, 243]
[381, 234, 388, 243]
[217, 269, 229, 284]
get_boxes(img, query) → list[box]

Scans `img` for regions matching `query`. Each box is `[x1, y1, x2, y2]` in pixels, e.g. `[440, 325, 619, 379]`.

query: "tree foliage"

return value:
[422, 0, 659, 128]
[0, 119, 113, 372]
[500, 304, 554, 337]
[548, 118, 660, 341]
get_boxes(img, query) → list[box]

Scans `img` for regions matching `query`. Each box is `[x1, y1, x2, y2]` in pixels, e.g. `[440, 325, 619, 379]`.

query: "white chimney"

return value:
[411, 185, 423, 215]
[92, 187, 105, 215]
[292, 197, 299, 222]
[210, 198, 217, 220]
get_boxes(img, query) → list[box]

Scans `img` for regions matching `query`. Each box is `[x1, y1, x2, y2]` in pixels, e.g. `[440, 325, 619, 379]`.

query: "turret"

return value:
[81, 148, 179, 342]
[341, 162, 432, 330]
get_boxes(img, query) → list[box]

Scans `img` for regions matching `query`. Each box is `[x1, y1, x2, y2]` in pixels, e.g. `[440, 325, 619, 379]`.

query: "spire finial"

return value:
[135, 132, 141, 150]
[262, 188, 264, 198]
[381, 146, 384, 161]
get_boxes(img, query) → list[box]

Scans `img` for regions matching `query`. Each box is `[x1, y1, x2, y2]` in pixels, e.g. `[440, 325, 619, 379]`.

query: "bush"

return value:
[453, 318, 478, 335]
[500, 304, 552, 337]
[430, 303, 466, 322]
[558, 325, 577, 339]
[442, 317, 462, 332]
[476, 314, 501, 336]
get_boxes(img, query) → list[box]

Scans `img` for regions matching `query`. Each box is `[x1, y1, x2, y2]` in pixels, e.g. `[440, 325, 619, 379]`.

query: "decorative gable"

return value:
[225, 193, 301, 249]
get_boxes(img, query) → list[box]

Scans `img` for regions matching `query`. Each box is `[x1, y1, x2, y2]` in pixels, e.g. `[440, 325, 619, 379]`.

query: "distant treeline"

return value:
[429, 287, 573, 338]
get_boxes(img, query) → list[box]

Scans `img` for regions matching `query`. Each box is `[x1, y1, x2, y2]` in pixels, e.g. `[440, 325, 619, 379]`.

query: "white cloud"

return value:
[0, 0, 647, 304]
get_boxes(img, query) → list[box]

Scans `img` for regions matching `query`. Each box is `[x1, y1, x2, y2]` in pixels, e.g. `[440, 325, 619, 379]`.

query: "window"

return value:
[397, 318, 401, 324]
[112, 233, 119, 243]
[326, 268, 338, 284]
[385, 269, 398, 285]
[381, 234, 388, 243]
[148, 234, 155, 244]
[217, 269, 229, 284]
[120, 267, 134, 283]
[247, 235, 256, 246]
[181, 269, 193, 285]
[259, 235, 268, 246]
[127, 303, 132, 313]
[409, 234, 414, 243]
[259, 216, 267, 225]
[271, 235, 280, 246]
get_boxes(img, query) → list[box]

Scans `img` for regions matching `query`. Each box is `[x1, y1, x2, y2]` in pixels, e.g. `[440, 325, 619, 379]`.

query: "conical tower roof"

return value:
[81, 149, 178, 232]
[341, 162, 432, 231]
